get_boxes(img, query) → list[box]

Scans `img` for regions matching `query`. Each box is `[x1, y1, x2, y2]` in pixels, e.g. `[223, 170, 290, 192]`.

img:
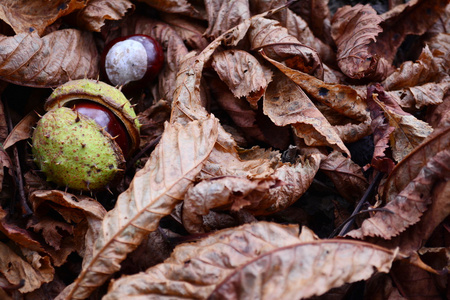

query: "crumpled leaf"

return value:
[371, 85, 433, 162]
[331, 4, 389, 81]
[383, 46, 443, 91]
[320, 151, 368, 202]
[426, 32, 450, 74]
[57, 117, 219, 300]
[212, 50, 271, 107]
[204, 0, 250, 39]
[264, 72, 349, 155]
[0, 0, 85, 36]
[0, 29, 98, 87]
[76, 0, 134, 32]
[104, 222, 397, 300]
[262, 51, 369, 123]
[137, 0, 203, 19]
[387, 81, 449, 110]
[182, 176, 280, 233]
[249, 17, 323, 79]
[348, 149, 449, 240]
[0, 242, 54, 293]
[382, 122, 450, 203]
[367, 84, 396, 174]
[373, 0, 449, 66]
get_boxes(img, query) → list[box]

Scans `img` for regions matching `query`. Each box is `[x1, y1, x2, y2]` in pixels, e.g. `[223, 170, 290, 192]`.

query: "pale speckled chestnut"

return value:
[32, 79, 140, 191]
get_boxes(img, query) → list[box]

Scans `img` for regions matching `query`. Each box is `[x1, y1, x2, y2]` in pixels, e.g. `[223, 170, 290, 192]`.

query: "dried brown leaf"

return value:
[0, 0, 85, 36]
[331, 4, 389, 81]
[104, 222, 397, 299]
[320, 151, 368, 202]
[387, 81, 449, 110]
[58, 117, 219, 300]
[374, 0, 449, 65]
[348, 149, 449, 240]
[0, 242, 53, 293]
[3, 112, 41, 149]
[383, 46, 443, 91]
[372, 86, 433, 162]
[136, 0, 203, 19]
[426, 33, 450, 74]
[249, 17, 323, 79]
[204, 0, 250, 39]
[262, 51, 369, 122]
[0, 29, 98, 87]
[76, 0, 134, 32]
[264, 72, 349, 155]
[212, 50, 271, 107]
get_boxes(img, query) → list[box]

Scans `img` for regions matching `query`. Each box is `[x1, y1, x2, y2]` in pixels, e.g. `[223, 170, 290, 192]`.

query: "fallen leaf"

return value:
[249, 17, 323, 79]
[0, 242, 53, 293]
[103, 222, 397, 299]
[331, 4, 389, 81]
[76, 0, 134, 32]
[3, 111, 39, 149]
[347, 149, 449, 240]
[204, 0, 250, 39]
[264, 71, 349, 155]
[212, 50, 271, 107]
[57, 117, 219, 300]
[320, 151, 368, 202]
[371, 85, 433, 162]
[261, 51, 369, 123]
[387, 81, 449, 110]
[0, 29, 98, 87]
[159, 13, 209, 50]
[0, 0, 86, 36]
[137, 0, 203, 19]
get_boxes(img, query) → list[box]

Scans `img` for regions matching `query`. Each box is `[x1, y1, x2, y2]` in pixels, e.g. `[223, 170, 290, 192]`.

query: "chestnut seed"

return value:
[100, 34, 164, 88]
[71, 101, 130, 156]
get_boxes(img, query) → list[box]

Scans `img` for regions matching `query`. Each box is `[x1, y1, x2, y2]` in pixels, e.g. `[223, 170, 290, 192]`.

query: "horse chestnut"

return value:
[32, 79, 141, 191]
[100, 34, 164, 88]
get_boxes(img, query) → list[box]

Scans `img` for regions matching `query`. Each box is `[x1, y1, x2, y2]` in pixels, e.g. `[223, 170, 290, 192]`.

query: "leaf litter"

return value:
[0, 0, 448, 299]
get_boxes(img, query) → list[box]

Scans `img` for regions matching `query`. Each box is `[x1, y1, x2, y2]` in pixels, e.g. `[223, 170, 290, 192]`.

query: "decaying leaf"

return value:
[204, 0, 250, 38]
[320, 151, 368, 202]
[212, 50, 271, 107]
[331, 4, 389, 81]
[0, 242, 54, 293]
[0, 29, 98, 87]
[0, 0, 86, 35]
[262, 51, 369, 123]
[76, 0, 134, 32]
[137, 0, 203, 19]
[104, 222, 398, 299]
[348, 149, 449, 240]
[264, 72, 349, 154]
[57, 117, 219, 300]
[371, 85, 433, 162]
[387, 81, 449, 110]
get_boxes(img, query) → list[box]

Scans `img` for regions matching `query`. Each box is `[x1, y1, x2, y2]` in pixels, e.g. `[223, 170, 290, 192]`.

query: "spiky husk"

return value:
[32, 107, 125, 191]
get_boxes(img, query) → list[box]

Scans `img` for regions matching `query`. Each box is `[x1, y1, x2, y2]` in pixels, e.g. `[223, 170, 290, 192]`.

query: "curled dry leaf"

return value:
[382, 46, 443, 91]
[375, 0, 449, 66]
[137, 0, 203, 19]
[204, 0, 250, 39]
[348, 149, 449, 240]
[320, 151, 368, 202]
[387, 81, 449, 110]
[382, 122, 450, 204]
[371, 85, 433, 162]
[264, 72, 349, 155]
[76, 0, 134, 32]
[0, 0, 85, 36]
[104, 222, 397, 300]
[57, 117, 219, 300]
[249, 17, 324, 79]
[262, 51, 369, 123]
[212, 50, 271, 108]
[0, 242, 53, 293]
[331, 4, 389, 81]
[426, 33, 450, 74]
[182, 176, 280, 234]
[0, 29, 98, 87]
